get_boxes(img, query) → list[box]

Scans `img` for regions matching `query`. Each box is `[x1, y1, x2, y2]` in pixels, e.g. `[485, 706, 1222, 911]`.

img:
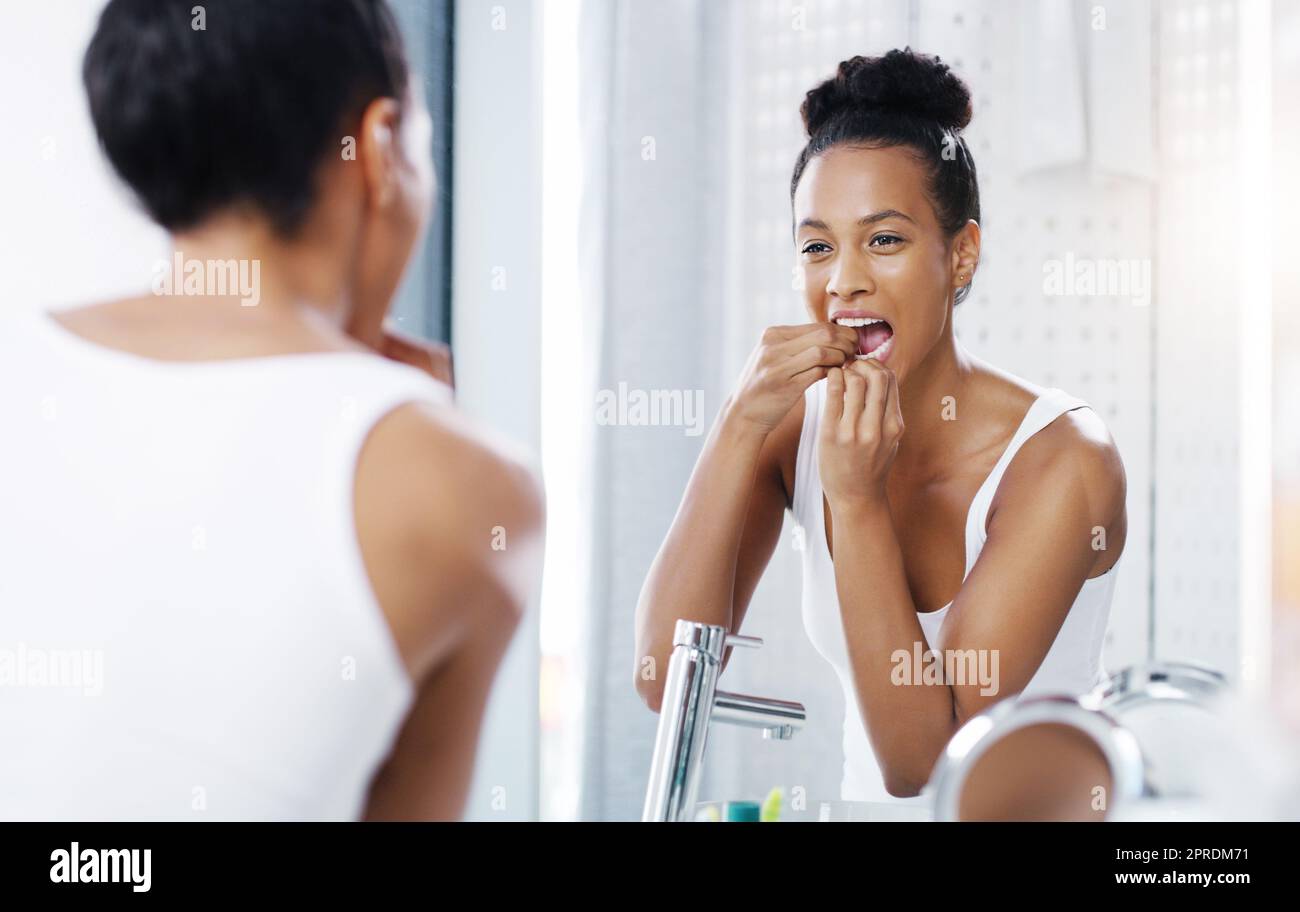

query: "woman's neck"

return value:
[893, 326, 982, 483]
[166, 212, 354, 328]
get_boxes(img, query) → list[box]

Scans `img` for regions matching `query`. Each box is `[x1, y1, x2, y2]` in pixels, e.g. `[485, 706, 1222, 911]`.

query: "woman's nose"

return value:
[826, 253, 875, 301]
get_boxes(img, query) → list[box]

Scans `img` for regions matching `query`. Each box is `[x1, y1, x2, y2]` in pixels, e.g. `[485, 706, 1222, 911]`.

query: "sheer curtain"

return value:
[573, 0, 727, 821]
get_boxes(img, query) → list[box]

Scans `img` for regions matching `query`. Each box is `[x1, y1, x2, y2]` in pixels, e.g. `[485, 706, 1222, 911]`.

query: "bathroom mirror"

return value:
[524, 0, 1290, 824]
[1081, 662, 1230, 802]
[1083, 661, 1227, 714]
[13, 0, 1288, 829]
[929, 695, 1146, 822]
[930, 663, 1231, 821]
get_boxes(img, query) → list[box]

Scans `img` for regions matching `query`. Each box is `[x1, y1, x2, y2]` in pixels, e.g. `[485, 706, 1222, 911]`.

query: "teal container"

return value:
[723, 801, 761, 823]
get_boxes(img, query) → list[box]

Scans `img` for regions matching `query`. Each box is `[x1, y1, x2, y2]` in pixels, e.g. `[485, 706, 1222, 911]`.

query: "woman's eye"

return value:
[870, 234, 904, 248]
[801, 242, 831, 255]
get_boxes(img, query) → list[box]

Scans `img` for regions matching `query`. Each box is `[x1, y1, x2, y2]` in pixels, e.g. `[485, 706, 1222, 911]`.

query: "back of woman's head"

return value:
[791, 48, 981, 303]
[83, 0, 408, 237]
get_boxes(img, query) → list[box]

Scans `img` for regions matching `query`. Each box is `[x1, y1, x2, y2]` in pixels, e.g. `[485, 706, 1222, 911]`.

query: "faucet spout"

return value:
[712, 690, 806, 739]
[641, 620, 807, 822]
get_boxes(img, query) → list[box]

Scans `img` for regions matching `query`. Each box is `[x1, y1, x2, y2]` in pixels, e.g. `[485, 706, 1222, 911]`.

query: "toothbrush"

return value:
[760, 787, 783, 822]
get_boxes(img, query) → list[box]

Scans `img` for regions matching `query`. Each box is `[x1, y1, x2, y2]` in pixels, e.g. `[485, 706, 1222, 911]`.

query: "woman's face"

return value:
[793, 144, 959, 387]
[394, 82, 437, 253]
[345, 81, 436, 341]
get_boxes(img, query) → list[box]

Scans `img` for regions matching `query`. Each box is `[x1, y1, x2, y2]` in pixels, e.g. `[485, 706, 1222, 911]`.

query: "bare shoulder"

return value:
[971, 358, 1126, 512]
[376, 400, 541, 526]
[51, 297, 374, 359]
[1027, 405, 1126, 503]
[354, 400, 544, 677]
[992, 398, 1128, 572]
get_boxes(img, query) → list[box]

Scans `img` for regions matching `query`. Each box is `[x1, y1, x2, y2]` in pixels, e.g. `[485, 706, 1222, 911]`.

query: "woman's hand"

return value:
[819, 359, 904, 507]
[726, 323, 859, 434]
[379, 321, 455, 392]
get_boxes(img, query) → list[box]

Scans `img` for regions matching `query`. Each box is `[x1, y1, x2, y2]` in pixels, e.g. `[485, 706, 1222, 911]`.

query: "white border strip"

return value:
[1237, 0, 1273, 699]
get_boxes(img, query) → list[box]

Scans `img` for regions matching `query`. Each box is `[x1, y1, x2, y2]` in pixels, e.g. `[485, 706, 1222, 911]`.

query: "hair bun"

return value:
[800, 48, 973, 137]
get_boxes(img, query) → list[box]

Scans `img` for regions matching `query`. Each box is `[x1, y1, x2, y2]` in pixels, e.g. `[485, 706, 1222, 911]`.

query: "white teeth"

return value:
[834, 316, 895, 359]
[855, 335, 895, 360]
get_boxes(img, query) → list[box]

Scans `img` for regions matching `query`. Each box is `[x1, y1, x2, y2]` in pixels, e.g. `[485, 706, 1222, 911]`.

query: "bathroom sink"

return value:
[694, 798, 933, 822]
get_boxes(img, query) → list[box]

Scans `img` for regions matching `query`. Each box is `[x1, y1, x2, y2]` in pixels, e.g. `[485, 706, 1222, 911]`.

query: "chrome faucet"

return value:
[641, 619, 807, 822]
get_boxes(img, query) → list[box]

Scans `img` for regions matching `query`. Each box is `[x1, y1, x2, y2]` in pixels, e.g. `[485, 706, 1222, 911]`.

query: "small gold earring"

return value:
[958, 274, 967, 282]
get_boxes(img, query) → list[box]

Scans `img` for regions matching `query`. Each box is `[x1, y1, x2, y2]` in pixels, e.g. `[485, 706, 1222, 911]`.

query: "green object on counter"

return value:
[724, 801, 761, 822]
[759, 787, 783, 822]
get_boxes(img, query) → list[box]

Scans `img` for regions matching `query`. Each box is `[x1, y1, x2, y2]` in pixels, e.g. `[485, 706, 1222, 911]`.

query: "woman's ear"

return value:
[951, 218, 982, 285]
[356, 97, 404, 211]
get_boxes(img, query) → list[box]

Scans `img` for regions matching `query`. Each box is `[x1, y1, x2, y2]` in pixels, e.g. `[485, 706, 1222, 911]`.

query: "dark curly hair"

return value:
[83, 0, 409, 237]
[790, 48, 981, 304]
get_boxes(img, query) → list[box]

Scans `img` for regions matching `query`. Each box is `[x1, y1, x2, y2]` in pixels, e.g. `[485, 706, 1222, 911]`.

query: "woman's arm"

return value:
[357, 403, 544, 820]
[633, 323, 858, 712]
[820, 361, 1126, 797]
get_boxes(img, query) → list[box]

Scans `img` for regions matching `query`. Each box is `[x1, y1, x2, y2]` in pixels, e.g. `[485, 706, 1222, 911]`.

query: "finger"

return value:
[762, 323, 825, 344]
[381, 322, 422, 354]
[844, 357, 878, 387]
[883, 368, 902, 436]
[790, 363, 830, 392]
[821, 367, 845, 429]
[429, 345, 455, 388]
[786, 340, 850, 377]
[380, 335, 427, 369]
[776, 324, 858, 364]
[858, 361, 888, 438]
[811, 322, 861, 354]
[840, 366, 867, 438]
[384, 331, 441, 374]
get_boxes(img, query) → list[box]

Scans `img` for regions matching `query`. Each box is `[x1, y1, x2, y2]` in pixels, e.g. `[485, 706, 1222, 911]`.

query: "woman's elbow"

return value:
[882, 762, 930, 799]
[883, 776, 924, 800]
[632, 640, 666, 713]
[635, 674, 665, 714]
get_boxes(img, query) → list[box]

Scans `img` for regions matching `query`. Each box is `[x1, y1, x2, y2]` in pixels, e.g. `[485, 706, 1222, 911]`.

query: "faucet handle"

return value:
[668, 621, 763, 662]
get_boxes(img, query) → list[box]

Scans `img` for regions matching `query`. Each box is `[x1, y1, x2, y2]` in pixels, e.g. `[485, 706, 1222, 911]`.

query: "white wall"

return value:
[1152, 0, 1273, 691]
[0, 1, 166, 314]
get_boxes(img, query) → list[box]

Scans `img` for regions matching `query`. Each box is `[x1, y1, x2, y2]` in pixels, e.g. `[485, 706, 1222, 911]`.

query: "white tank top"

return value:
[0, 307, 453, 820]
[792, 378, 1121, 805]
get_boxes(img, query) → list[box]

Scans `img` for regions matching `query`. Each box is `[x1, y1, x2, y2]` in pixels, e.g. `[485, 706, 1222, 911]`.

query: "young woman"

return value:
[0, 0, 542, 820]
[635, 49, 1127, 804]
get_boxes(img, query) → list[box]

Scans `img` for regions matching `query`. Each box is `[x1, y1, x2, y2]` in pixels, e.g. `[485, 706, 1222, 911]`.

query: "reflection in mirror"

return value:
[1083, 662, 1230, 805]
[957, 723, 1112, 822]
[930, 695, 1145, 822]
[932, 663, 1232, 822]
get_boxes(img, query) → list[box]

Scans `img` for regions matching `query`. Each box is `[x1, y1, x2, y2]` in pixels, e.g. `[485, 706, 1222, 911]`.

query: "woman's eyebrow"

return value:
[859, 208, 916, 226]
[796, 209, 916, 232]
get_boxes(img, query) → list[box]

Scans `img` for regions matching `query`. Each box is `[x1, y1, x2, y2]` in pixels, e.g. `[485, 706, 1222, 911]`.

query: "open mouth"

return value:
[833, 315, 895, 362]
